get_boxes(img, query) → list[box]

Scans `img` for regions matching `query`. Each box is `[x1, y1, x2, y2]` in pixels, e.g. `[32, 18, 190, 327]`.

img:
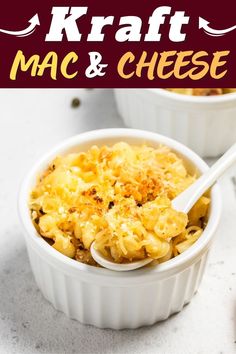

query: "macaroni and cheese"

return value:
[167, 88, 236, 96]
[30, 143, 209, 266]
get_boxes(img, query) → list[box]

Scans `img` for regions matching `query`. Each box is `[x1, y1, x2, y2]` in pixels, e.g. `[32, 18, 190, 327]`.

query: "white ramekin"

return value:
[114, 89, 236, 157]
[18, 129, 221, 329]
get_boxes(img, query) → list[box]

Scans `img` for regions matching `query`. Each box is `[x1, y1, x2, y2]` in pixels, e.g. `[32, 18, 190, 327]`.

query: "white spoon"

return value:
[91, 142, 236, 271]
[90, 246, 152, 271]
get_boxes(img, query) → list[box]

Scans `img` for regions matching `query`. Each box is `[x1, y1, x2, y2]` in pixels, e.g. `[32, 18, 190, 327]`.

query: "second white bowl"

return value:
[114, 89, 236, 157]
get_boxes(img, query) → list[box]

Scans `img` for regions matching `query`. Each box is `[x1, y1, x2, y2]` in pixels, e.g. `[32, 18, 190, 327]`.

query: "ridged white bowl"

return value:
[19, 129, 221, 329]
[114, 89, 236, 157]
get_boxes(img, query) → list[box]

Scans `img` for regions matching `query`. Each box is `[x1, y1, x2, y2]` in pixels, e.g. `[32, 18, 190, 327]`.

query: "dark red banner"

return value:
[0, 0, 236, 87]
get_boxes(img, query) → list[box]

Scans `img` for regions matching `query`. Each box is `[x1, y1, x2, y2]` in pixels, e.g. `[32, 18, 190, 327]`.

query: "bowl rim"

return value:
[147, 88, 236, 104]
[18, 128, 221, 280]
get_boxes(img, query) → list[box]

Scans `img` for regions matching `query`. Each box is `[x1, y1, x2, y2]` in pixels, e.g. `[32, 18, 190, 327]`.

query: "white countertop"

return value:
[0, 89, 235, 354]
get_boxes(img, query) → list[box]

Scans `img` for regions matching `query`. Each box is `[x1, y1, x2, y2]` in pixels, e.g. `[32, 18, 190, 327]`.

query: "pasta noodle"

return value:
[30, 143, 210, 266]
[167, 88, 236, 96]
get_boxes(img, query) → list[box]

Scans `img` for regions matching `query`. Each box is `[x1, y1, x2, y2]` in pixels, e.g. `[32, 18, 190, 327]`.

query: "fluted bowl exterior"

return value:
[19, 129, 221, 329]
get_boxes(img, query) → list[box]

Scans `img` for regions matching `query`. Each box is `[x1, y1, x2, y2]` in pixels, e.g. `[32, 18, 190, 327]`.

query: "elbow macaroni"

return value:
[30, 143, 210, 265]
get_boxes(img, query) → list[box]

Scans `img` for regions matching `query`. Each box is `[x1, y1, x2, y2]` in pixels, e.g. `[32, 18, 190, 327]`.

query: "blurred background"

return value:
[0, 89, 235, 354]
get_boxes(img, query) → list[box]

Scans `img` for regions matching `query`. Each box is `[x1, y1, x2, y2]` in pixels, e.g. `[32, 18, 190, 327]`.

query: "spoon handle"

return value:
[172, 142, 236, 214]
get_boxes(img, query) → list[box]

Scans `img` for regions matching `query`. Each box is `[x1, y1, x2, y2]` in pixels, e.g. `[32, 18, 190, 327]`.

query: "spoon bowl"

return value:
[90, 242, 153, 271]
